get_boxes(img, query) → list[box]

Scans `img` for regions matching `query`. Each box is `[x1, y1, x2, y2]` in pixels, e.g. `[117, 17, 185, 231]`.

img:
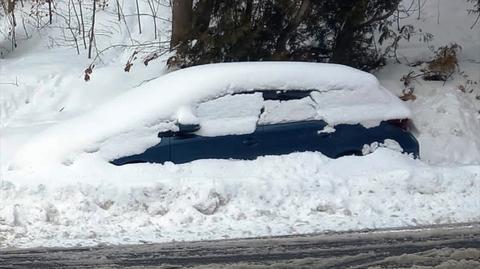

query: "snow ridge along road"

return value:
[0, 222, 479, 269]
[2, 149, 479, 248]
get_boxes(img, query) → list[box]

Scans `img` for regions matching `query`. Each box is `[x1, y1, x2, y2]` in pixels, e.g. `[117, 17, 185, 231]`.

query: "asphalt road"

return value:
[0, 222, 479, 269]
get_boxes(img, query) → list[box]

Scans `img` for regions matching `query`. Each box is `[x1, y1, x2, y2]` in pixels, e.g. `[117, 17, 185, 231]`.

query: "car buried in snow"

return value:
[110, 63, 419, 165]
[12, 62, 419, 168]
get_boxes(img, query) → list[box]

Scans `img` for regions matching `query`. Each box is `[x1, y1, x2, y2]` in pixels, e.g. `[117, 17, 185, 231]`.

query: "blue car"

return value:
[111, 90, 419, 165]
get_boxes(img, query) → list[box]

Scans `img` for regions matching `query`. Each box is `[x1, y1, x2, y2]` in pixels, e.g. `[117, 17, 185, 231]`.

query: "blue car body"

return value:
[111, 120, 419, 165]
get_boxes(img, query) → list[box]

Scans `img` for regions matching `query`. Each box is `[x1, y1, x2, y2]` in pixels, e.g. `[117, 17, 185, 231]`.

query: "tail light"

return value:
[387, 119, 415, 132]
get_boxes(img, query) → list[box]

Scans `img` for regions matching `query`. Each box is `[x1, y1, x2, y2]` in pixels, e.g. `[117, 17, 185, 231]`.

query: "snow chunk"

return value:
[258, 98, 318, 125]
[175, 106, 199, 125]
[195, 93, 263, 136]
[362, 140, 405, 156]
[318, 125, 336, 134]
[310, 87, 410, 126]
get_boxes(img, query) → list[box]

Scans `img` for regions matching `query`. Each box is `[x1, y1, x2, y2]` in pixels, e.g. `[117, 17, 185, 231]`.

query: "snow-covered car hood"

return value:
[11, 62, 411, 169]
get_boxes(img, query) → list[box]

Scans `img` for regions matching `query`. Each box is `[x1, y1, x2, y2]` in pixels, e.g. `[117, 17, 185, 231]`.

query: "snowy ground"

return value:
[0, 0, 479, 248]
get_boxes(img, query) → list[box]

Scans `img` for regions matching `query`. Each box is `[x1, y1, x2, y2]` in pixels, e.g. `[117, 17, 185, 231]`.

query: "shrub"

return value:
[423, 43, 461, 81]
[171, 0, 401, 71]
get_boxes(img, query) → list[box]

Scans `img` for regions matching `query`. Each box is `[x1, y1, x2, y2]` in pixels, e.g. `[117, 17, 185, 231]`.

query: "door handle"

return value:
[242, 138, 258, 146]
[317, 128, 334, 138]
[318, 132, 332, 138]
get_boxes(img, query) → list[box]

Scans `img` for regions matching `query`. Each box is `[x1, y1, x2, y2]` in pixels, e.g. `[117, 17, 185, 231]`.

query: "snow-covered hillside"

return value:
[0, 0, 479, 248]
[376, 0, 480, 165]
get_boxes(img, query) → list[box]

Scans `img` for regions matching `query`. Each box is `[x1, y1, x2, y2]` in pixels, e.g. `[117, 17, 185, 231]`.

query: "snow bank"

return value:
[11, 62, 411, 169]
[1, 149, 479, 248]
[375, 0, 480, 165]
[412, 88, 480, 164]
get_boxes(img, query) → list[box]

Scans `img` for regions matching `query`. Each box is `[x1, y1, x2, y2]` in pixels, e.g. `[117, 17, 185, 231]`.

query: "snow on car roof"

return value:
[12, 62, 411, 168]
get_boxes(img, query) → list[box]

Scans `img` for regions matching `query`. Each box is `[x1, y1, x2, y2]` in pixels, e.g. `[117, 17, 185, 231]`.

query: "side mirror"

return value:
[158, 130, 175, 137]
[158, 123, 200, 138]
[177, 123, 200, 134]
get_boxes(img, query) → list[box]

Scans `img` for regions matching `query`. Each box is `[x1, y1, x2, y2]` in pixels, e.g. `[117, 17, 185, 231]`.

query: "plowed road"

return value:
[1, 223, 479, 268]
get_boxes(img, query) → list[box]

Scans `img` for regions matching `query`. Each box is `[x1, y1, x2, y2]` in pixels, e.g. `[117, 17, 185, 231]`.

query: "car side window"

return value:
[192, 90, 321, 135]
[194, 93, 264, 137]
[258, 96, 318, 125]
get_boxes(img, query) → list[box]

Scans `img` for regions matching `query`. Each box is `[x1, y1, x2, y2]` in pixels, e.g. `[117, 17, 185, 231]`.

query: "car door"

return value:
[169, 93, 264, 164]
[257, 120, 333, 157]
[110, 137, 171, 165]
[170, 129, 262, 164]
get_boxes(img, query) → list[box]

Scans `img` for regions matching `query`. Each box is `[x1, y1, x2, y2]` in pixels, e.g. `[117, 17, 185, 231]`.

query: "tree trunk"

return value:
[330, 2, 367, 65]
[170, 0, 193, 49]
[330, 22, 355, 65]
[2, 0, 15, 13]
[274, 0, 311, 57]
[70, 0, 81, 35]
[88, 0, 96, 59]
[135, 0, 142, 34]
[146, 0, 157, 39]
[3, 0, 17, 50]
[116, 0, 121, 21]
[48, 0, 53, 24]
[192, 0, 213, 35]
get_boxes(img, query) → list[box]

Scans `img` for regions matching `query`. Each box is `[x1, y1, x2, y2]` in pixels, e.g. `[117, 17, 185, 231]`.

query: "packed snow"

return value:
[0, 0, 479, 248]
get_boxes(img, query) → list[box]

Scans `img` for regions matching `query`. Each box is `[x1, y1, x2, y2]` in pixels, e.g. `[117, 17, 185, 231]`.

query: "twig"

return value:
[471, 13, 480, 29]
[87, 41, 170, 69]
[0, 77, 19, 87]
[437, 0, 440, 24]
[133, 76, 161, 88]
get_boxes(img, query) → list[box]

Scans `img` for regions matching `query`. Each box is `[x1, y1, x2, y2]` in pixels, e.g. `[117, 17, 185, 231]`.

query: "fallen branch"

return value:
[0, 77, 19, 86]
